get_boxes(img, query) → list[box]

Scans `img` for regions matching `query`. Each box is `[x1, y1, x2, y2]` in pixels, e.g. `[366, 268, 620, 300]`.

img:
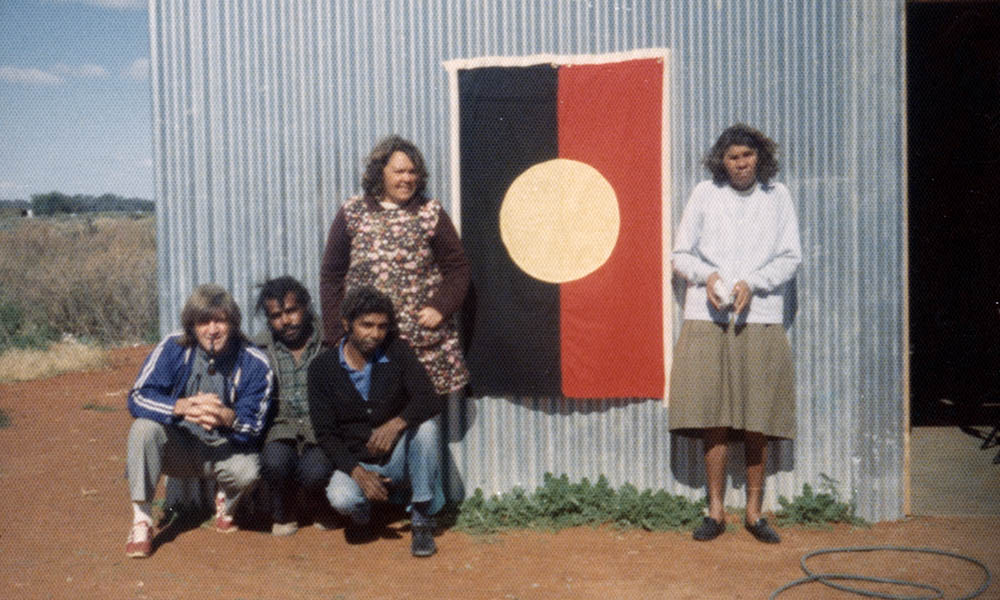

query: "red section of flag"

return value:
[557, 59, 664, 398]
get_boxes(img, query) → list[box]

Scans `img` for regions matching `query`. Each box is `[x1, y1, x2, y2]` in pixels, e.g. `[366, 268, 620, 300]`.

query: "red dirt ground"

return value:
[1, 346, 997, 599]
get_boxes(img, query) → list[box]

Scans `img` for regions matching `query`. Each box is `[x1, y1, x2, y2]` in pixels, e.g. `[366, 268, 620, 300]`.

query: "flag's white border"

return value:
[444, 49, 672, 403]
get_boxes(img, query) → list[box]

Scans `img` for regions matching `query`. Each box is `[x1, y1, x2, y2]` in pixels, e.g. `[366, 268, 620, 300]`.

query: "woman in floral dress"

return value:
[319, 135, 470, 394]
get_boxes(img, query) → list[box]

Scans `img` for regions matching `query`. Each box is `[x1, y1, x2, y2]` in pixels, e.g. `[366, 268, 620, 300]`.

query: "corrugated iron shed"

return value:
[149, 0, 906, 521]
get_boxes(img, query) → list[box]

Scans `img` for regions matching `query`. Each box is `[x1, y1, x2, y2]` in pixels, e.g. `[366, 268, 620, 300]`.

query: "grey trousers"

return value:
[127, 418, 259, 513]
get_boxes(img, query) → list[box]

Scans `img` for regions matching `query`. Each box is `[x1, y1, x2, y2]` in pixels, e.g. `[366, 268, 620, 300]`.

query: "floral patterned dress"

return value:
[341, 197, 469, 394]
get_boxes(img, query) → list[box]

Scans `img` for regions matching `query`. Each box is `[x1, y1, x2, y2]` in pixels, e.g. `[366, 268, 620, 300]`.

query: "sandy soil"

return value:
[0, 346, 997, 599]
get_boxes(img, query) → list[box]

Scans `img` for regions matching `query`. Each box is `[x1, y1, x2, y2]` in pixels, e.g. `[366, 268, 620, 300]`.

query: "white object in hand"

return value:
[712, 279, 733, 309]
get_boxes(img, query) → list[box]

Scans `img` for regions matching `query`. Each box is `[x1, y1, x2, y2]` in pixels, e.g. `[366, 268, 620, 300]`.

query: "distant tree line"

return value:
[29, 192, 154, 215]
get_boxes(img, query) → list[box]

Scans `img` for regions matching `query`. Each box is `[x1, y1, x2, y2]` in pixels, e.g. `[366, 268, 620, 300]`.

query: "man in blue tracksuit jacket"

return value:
[124, 284, 272, 558]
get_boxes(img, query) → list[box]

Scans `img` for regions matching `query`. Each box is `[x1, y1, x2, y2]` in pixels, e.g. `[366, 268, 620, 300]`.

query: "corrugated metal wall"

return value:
[149, 0, 906, 521]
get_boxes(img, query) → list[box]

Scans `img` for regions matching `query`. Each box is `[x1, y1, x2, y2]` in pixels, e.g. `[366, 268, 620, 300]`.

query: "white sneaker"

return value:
[125, 521, 153, 558]
[271, 521, 299, 536]
[214, 490, 237, 533]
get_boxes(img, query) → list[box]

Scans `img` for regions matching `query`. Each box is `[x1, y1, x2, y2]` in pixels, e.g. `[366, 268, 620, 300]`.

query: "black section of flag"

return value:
[459, 65, 561, 397]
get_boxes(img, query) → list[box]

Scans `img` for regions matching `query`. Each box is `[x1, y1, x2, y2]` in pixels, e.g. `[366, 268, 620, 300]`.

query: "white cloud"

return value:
[124, 58, 149, 81]
[54, 63, 109, 78]
[0, 66, 63, 85]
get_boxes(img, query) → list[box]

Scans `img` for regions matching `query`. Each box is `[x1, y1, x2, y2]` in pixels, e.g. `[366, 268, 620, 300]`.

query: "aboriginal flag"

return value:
[449, 53, 671, 399]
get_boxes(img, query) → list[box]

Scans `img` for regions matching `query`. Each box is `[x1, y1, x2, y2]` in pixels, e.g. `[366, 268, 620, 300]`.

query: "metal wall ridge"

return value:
[150, 0, 906, 521]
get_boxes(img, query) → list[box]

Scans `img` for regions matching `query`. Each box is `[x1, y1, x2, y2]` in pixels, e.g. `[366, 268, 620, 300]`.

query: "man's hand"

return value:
[366, 417, 407, 457]
[706, 272, 724, 310]
[732, 280, 752, 314]
[174, 393, 235, 431]
[351, 465, 390, 502]
[416, 306, 443, 329]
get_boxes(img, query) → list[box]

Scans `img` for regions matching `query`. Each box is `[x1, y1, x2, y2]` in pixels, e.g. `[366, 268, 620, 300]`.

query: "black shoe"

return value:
[411, 523, 437, 557]
[343, 523, 378, 545]
[744, 518, 781, 544]
[692, 517, 725, 541]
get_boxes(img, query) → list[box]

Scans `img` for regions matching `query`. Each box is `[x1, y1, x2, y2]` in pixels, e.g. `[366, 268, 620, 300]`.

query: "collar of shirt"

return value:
[272, 324, 322, 369]
[338, 338, 390, 401]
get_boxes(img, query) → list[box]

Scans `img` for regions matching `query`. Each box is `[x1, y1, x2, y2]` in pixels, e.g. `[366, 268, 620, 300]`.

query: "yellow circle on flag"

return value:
[499, 159, 619, 283]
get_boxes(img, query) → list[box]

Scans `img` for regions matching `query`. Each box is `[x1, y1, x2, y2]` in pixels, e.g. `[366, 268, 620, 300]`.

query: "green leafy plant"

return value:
[455, 472, 705, 534]
[0, 295, 58, 352]
[775, 474, 868, 528]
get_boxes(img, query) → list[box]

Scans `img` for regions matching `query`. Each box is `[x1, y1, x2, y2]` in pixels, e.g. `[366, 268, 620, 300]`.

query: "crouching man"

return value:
[308, 286, 444, 557]
[124, 284, 272, 558]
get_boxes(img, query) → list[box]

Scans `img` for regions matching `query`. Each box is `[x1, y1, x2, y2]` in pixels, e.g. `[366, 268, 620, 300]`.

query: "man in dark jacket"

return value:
[308, 286, 444, 557]
[254, 276, 330, 536]
[125, 284, 272, 558]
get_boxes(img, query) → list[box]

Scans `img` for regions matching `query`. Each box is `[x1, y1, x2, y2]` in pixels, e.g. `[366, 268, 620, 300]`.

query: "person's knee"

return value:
[411, 418, 440, 450]
[220, 454, 259, 491]
[298, 452, 333, 490]
[260, 442, 296, 482]
[326, 472, 366, 517]
[128, 418, 165, 447]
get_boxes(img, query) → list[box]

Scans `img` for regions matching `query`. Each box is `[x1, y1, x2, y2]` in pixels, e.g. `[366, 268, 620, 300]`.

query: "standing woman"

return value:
[320, 135, 470, 395]
[670, 124, 801, 543]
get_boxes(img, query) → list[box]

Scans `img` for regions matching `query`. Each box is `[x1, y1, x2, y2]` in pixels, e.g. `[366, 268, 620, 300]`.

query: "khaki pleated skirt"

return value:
[669, 319, 796, 440]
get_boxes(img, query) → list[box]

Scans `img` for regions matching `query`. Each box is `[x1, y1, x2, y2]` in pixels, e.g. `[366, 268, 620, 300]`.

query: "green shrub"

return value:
[775, 474, 868, 528]
[456, 473, 705, 534]
[0, 295, 58, 352]
[0, 216, 156, 346]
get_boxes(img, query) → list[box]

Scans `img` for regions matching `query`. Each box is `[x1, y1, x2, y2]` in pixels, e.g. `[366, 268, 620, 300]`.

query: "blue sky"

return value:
[0, 0, 152, 200]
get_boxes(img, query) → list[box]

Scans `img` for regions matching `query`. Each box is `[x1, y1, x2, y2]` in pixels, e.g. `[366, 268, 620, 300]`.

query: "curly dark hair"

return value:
[340, 285, 398, 340]
[255, 275, 311, 314]
[361, 135, 428, 201]
[703, 124, 779, 187]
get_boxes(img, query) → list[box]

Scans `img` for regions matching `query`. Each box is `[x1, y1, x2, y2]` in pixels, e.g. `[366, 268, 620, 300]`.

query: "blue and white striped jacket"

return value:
[127, 333, 273, 446]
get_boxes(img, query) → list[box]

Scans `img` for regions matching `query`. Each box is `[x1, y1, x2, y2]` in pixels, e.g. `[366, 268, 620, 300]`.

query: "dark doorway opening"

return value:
[908, 2, 1000, 426]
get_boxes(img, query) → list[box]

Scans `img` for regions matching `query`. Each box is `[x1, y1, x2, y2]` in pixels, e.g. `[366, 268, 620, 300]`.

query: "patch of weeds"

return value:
[775, 473, 868, 529]
[142, 319, 161, 344]
[0, 295, 58, 352]
[82, 403, 117, 412]
[0, 408, 9, 428]
[455, 472, 705, 535]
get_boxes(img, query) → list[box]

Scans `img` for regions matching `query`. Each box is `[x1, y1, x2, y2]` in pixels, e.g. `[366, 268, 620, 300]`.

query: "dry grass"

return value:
[0, 215, 156, 346]
[0, 338, 108, 382]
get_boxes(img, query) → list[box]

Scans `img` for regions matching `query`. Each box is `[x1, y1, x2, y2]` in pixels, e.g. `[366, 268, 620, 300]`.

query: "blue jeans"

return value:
[325, 417, 444, 525]
[260, 440, 333, 523]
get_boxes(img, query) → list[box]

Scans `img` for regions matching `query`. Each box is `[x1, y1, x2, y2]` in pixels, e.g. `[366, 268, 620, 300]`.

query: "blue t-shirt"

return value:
[338, 339, 389, 401]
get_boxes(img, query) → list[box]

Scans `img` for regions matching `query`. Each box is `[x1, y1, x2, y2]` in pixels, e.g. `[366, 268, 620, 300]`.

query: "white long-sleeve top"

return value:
[672, 179, 801, 324]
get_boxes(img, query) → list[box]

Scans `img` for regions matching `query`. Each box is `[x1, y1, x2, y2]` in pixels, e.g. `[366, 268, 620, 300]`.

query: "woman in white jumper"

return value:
[670, 124, 801, 543]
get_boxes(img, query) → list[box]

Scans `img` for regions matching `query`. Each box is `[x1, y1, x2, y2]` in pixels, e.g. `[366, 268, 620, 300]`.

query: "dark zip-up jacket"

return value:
[307, 336, 442, 474]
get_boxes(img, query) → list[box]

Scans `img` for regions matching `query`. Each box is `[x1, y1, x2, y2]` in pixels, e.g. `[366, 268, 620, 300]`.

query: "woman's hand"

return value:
[416, 306, 443, 329]
[706, 272, 725, 310]
[732, 280, 751, 313]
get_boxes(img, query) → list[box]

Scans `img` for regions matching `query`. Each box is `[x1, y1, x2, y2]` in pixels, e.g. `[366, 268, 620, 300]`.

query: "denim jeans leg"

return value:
[260, 440, 298, 522]
[326, 470, 371, 525]
[404, 418, 442, 512]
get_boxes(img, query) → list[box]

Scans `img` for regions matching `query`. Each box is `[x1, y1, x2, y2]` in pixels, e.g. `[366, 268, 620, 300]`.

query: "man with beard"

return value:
[254, 276, 331, 536]
[308, 286, 444, 557]
[125, 284, 272, 558]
